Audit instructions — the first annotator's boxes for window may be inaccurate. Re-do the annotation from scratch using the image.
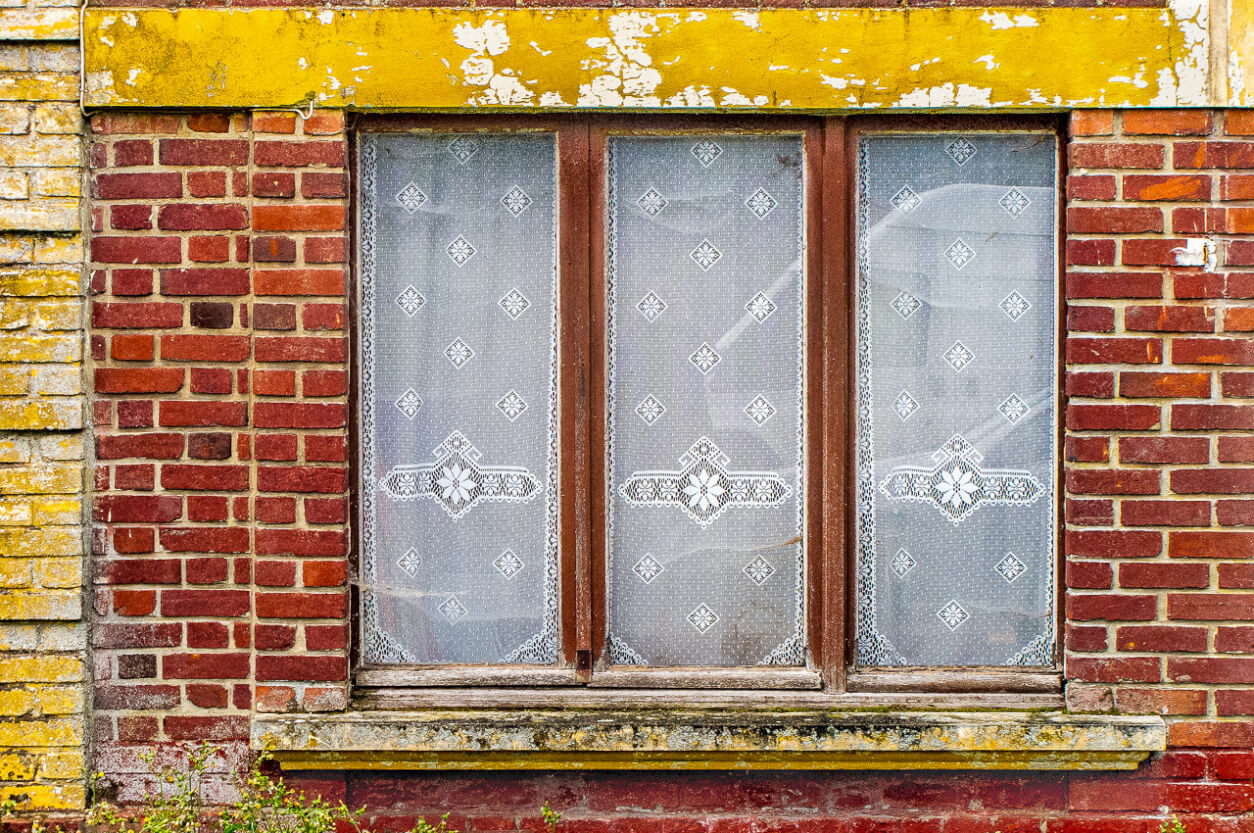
[353,117,1061,693]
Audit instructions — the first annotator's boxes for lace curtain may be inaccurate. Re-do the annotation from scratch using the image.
[358,133,559,665]
[854,133,1058,668]
[605,135,807,667]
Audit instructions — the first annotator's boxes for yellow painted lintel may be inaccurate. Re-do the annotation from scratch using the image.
[85,6,1205,111]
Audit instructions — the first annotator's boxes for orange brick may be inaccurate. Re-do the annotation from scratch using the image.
[1071,110,1114,137]
[1124,110,1213,136]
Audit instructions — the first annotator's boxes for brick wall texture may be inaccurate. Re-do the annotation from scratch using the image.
[0,0,86,819]
[82,108,1254,827]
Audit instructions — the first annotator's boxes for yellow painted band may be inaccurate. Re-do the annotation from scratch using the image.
[84,6,1204,111]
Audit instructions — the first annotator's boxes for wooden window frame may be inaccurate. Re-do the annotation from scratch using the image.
[349,113,1065,701]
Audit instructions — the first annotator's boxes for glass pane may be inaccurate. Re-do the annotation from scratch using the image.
[358,133,559,665]
[605,135,807,668]
[854,132,1058,668]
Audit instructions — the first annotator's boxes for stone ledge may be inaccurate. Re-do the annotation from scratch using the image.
[0,10,79,43]
[254,709,1166,772]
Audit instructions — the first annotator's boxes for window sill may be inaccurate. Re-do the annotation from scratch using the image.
[253,708,1165,772]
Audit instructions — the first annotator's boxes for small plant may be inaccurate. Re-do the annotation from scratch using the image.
[0,743,561,833]
[1160,817,1186,833]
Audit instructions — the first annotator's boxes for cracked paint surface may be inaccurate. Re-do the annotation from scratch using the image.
[83,7,1202,110]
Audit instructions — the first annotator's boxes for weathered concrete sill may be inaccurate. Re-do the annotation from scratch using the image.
[254,710,1166,771]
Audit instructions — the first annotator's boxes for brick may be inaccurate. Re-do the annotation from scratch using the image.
[1169,531,1254,558]
[1174,336,1254,365]
[1124,110,1212,135]
[1224,373,1254,400]
[254,141,344,167]
[160,590,250,618]
[1113,688,1207,715]
[190,301,235,330]
[301,303,344,330]
[188,236,230,263]
[1070,111,1113,136]
[92,301,183,329]
[159,527,250,554]
[185,684,229,709]
[95,684,180,711]
[160,267,250,297]
[111,589,155,616]
[1175,272,1254,298]
[1069,143,1164,169]
[1121,238,1188,266]
[1066,338,1162,365]
[1066,624,1108,653]
[1174,404,1254,430]
[1066,561,1112,589]
[1123,305,1214,332]
[1220,563,1254,588]
[189,365,233,394]
[1118,371,1210,398]
[1216,626,1254,653]
[1122,174,1211,201]
[1115,625,1208,653]
[96,558,181,586]
[1065,469,1159,496]
[158,139,249,166]
[1067,371,1114,398]
[1169,593,1254,620]
[1065,656,1160,683]
[92,623,182,649]
[255,336,345,363]
[94,367,184,394]
[254,268,344,296]
[160,464,249,492]
[93,495,181,524]
[1175,141,1254,169]
[1066,272,1162,299]
[256,591,346,619]
[95,172,182,200]
[1223,308,1254,332]
[254,370,295,397]
[158,401,248,427]
[1172,468,1254,494]
[1216,692,1254,716]
[1066,530,1162,558]
[255,497,296,524]
[255,529,346,557]
[253,205,345,232]
[254,304,296,331]
[160,334,250,362]
[187,432,233,460]
[113,139,153,166]
[301,172,347,199]
[110,269,154,297]
[1066,593,1157,621]
[92,236,182,265]
[305,437,347,463]
[96,433,184,460]
[257,466,346,493]
[1120,500,1210,527]
[1218,499,1254,526]
[188,170,227,198]
[110,334,155,362]
[1067,238,1115,266]
[305,237,344,264]
[157,203,249,232]
[254,402,345,429]
[1067,498,1113,526]
[252,236,297,263]
[187,495,229,522]
[1067,206,1162,234]
[1067,174,1116,201]
[256,655,347,682]
[1169,657,1254,684]
[252,172,296,197]
[1067,306,1115,333]
[256,434,297,460]
[1066,404,1159,431]
[1118,561,1210,588]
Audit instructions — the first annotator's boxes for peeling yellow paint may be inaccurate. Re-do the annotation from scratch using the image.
[84,7,1201,110]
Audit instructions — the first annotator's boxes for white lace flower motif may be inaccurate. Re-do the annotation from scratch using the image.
[683,470,725,513]
[437,463,475,506]
[937,466,978,510]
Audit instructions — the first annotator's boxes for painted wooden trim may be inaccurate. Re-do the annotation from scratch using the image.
[84,5,1208,111]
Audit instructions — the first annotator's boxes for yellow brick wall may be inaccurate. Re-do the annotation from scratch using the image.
[0,0,85,817]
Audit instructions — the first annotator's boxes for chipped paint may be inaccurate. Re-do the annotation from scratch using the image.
[83,7,1204,110]
[1230,0,1254,105]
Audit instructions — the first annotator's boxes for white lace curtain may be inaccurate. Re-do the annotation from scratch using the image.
[359,133,559,665]
[854,133,1059,668]
[605,135,807,667]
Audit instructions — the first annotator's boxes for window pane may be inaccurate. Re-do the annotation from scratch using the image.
[605,135,807,668]
[358,133,559,665]
[854,132,1058,668]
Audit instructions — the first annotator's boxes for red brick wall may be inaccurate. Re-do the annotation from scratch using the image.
[88,111,350,794]
[87,109,1253,824]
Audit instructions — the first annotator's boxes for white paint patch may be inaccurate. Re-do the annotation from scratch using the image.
[539,91,570,106]
[891,82,994,107]
[1109,71,1149,89]
[317,10,334,24]
[973,54,997,71]
[664,84,715,107]
[122,12,138,27]
[768,64,789,72]
[298,57,307,69]
[578,12,671,107]
[1230,51,1249,106]
[732,11,760,30]
[529,40,552,55]
[125,67,140,86]
[453,19,539,106]
[720,87,768,106]
[1155,0,1208,105]
[454,19,511,56]
[979,11,1039,29]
